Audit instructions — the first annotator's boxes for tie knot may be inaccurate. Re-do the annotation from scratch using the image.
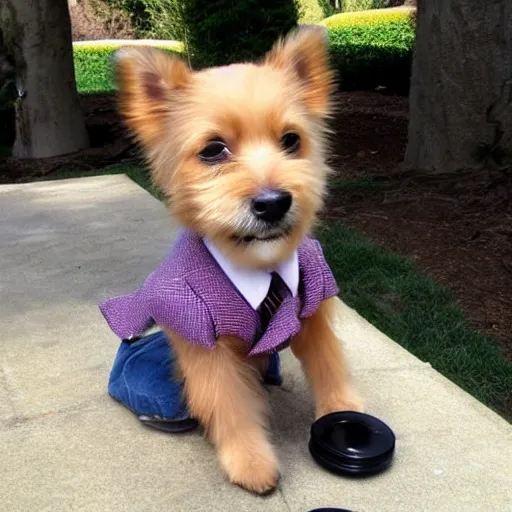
[269,271,288,297]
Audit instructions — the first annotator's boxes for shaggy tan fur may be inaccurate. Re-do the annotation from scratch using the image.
[114,26,363,494]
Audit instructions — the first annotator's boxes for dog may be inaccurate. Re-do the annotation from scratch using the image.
[107,25,363,494]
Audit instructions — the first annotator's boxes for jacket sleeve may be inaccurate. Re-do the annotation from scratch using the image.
[99,277,217,349]
[299,237,340,318]
[312,239,340,300]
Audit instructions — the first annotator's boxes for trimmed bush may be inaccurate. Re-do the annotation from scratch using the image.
[322,7,416,92]
[73,42,183,94]
[341,0,403,11]
[106,1,300,64]
[180,0,300,69]
[323,6,414,27]
[72,7,416,95]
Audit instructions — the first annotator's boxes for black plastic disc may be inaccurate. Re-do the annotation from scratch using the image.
[308,509,353,512]
[309,411,395,477]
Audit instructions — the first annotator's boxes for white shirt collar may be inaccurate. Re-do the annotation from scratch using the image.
[203,239,299,310]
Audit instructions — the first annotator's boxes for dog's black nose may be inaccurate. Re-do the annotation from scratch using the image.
[251,189,292,223]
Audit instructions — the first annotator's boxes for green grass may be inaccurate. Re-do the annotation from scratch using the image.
[73,43,183,94]
[43,161,512,419]
[318,223,512,419]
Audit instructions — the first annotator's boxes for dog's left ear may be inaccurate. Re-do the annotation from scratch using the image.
[264,25,334,117]
[113,46,191,148]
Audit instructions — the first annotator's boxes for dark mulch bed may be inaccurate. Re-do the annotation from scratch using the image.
[1,90,510,358]
[326,92,512,359]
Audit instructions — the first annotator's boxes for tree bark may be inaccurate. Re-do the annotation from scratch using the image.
[405,0,512,173]
[0,0,89,158]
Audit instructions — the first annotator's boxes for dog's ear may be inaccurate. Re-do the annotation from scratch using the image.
[114,47,191,147]
[264,25,334,117]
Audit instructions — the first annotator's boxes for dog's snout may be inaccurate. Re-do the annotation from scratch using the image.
[251,189,292,223]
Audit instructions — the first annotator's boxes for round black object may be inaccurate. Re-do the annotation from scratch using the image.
[308,509,353,512]
[309,411,395,477]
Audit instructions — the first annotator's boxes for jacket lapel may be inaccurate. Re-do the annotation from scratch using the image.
[183,235,260,345]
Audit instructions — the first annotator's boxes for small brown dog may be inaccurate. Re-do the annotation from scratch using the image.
[114,26,363,494]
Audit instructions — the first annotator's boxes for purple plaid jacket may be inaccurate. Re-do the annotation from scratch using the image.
[99,230,339,356]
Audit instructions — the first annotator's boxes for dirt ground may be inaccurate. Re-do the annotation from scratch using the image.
[1,91,511,358]
[326,92,512,359]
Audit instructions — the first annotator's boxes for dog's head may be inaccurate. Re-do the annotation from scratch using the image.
[115,26,335,268]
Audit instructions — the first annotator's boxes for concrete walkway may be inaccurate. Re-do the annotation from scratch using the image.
[1,175,511,512]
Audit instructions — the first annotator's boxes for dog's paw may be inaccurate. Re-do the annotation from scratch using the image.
[316,390,365,419]
[220,438,280,495]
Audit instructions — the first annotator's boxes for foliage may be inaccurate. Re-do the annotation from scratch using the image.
[322,5,414,27]
[73,42,183,94]
[341,0,404,11]
[180,0,300,69]
[322,7,416,91]
[105,0,300,45]
[298,0,333,24]
[104,0,152,36]
[72,6,416,94]
[317,222,512,419]
[139,0,186,40]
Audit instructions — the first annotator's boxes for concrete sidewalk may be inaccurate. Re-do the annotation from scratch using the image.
[1,175,511,512]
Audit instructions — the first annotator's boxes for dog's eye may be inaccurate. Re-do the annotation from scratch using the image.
[198,140,230,164]
[280,132,301,155]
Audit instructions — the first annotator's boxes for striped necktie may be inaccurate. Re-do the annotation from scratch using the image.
[257,272,289,335]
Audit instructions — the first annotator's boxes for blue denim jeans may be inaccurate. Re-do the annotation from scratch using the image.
[108,330,282,423]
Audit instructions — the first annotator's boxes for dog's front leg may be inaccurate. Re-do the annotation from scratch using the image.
[167,331,279,494]
[290,297,364,419]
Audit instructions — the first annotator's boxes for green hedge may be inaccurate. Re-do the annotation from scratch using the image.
[73,43,183,94]
[341,1,405,11]
[107,0,332,39]
[73,6,416,95]
[323,7,414,26]
[322,7,416,92]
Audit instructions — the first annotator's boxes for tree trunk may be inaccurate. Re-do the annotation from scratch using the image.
[0,0,89,158]
[405,0,512,173]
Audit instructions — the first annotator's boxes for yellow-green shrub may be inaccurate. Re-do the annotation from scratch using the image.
[322,6,415,28]
[322,7,416,92]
